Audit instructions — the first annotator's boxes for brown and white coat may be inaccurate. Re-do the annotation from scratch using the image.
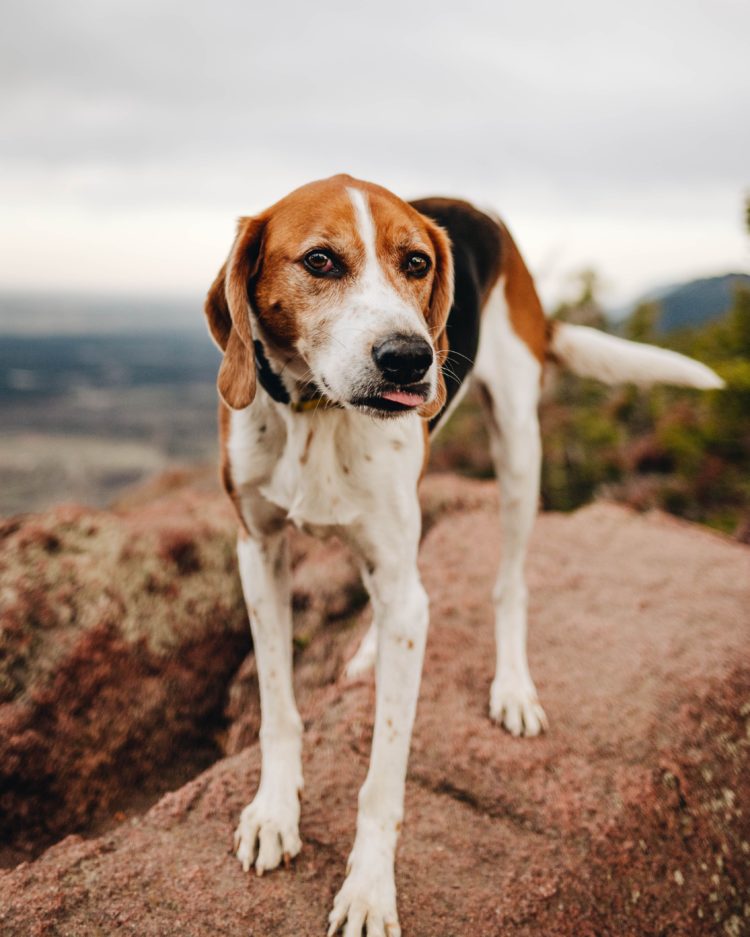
[204,174,722,936]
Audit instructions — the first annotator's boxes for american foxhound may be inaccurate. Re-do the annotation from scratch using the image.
[204,174,722,936]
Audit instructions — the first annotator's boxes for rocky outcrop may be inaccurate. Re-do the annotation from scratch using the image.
[0,478,377,865]
[0,477,748,935]
[0,490,248,863]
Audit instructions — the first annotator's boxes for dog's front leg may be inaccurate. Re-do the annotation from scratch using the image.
[233,527,304,875]
[329,515,427,937]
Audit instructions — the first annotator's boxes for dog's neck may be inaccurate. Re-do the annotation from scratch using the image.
[253,337,338,413]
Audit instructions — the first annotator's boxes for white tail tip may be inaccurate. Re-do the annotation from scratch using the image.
[550,322,725,390]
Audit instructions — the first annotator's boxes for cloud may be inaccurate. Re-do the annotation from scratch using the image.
[1,0,748,303]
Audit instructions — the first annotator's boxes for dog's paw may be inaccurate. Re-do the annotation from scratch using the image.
[233,787,301,876]
[343,625,377,680]
[490,675,548,737]
[327,862,400,937]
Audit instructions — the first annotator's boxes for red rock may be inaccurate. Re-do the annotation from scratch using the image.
[0,490,249,862]
[0,478,748,935]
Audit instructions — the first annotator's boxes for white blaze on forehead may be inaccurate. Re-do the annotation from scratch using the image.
[341,184,434,366]
[347,186,381,276]
[344,187,427,337]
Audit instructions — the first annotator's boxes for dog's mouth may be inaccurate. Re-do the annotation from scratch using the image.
[350,383,430,415]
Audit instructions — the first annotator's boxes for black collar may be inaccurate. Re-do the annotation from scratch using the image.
[254,341,339,413]
[254,340,290,404]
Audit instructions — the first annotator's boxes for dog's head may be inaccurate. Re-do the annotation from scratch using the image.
[205,174,453,419]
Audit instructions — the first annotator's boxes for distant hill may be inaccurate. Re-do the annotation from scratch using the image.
[0,292,223,513]
[0,331,220,403]
[0,290,205,336]
[611,273,750,333]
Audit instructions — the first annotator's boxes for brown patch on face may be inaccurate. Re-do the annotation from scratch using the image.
[499,223,548,364]
[365,187,437,304]
[252,176,367,350]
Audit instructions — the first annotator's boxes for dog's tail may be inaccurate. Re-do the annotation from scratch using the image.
[548,321,725,389]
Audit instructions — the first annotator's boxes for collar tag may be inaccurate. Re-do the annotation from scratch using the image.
[289,396,339,413]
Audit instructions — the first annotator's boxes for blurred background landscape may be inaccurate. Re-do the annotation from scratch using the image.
[2,243,749,537]
[0,292,221,512]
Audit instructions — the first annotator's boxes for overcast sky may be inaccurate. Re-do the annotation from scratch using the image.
[1,0,748,309]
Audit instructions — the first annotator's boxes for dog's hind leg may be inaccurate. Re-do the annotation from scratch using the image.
[473,273,548,737]
[233,520,304,875]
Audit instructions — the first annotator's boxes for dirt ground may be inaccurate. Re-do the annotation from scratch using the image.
[1,475,749,936]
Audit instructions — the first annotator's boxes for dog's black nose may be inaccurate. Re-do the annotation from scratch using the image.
[372,334,433,385]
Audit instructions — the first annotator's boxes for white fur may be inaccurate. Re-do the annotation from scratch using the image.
[551,322,725,389]
[329,503,426,937]
[349,187,379,265]
[233,529,303,875]
[473,278,548,736]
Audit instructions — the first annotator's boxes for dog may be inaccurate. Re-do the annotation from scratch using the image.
[204,174,723,935]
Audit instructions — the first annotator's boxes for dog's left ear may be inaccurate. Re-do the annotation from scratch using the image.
[419,218,454,421]
[204,216,266,410]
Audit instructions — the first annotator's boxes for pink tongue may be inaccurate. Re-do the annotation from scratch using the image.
[381,390,423,407]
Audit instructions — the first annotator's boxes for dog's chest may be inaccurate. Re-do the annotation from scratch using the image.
[229,403,423,534]
[261,416,367,529]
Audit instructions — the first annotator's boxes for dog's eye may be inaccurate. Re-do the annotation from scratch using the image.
[404,253,431,278]
[303,250,339,277]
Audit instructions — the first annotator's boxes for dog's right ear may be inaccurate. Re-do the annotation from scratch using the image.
[417,216,454,421]
[204,216,266,410]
